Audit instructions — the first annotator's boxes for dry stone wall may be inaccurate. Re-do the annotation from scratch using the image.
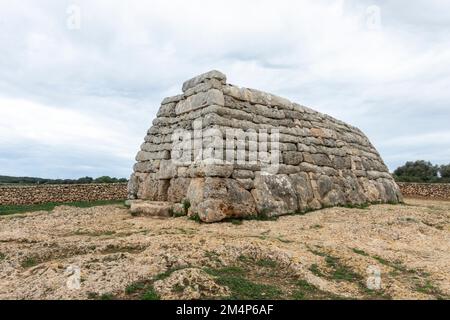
[398,182,450,200]
[0,183,127,206]
[129,70,403,222]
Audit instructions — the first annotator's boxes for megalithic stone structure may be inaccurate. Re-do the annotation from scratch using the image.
[128,70,403,222]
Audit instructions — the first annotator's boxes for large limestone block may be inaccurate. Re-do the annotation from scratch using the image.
[251,174,299,217]
[175,89,225,115]
[186,178,257,223]
[167,178,191,203]
[137,174,169,201]
[290,172,315,211]
[182,70,227,92]
[130,201,173,217]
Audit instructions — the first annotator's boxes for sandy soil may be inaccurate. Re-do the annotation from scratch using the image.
[0,198,449,300]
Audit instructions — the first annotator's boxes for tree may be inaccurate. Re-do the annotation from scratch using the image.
[94,176,117,184]
[76,176,94,184]
[393,160,439,182]
[440,164,450,179]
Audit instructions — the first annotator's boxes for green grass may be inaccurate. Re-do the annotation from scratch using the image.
[309,264,324,277]
[308,249,392,299]
[291,280,334,300]
[100,293,115,300]
[205,266,282,300]
[182,199,191,213]
[21,257,38,268]
[188,212,202,223]
[325,256,362,282]
[87,292,117,300]
[0,252,5,261]
[124,280,160,300]
[0,200,126,216]
[255,258,278,268]
[153,266,190,281]
[125,282,146,295]
[352,248,447,299]
[141,286,160,300]
[352,248,369,256]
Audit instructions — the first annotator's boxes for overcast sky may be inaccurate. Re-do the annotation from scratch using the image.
[0,0,449,179]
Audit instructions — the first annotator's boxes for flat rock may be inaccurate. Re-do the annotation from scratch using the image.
[130,201,173,217]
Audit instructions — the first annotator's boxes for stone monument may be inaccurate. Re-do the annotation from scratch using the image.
[128,71,402,222]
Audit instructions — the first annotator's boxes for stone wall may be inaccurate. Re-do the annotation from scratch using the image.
[0,183,127,206]
[398,182,450,200]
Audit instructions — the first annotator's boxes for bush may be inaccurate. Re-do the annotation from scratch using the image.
[440,164,450,179]
[393,161,450,183]
[394,161,439,183]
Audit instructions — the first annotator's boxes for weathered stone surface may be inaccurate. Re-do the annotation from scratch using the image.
[290,172,314,211]
[187,178,257,223]
[175,89,224,115]
[130,201,173,217]
[251,174,298,217]
[127,174,139,199]
[182,70,227,92]
[167,178,191,203]
[137,174,159,200]
[282,151,303,166]
[129,70,402,222]
[157,160,177,180]
[133,161,160,173]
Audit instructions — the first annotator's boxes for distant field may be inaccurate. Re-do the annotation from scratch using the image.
[0,200,126,216]
[0,175,127,185]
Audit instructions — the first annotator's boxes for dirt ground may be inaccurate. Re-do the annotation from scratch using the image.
[0,198,449,300]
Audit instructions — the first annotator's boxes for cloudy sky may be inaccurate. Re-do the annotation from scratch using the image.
[0,0,449,179]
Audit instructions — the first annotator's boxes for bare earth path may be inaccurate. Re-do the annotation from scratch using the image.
[0,198,449,300]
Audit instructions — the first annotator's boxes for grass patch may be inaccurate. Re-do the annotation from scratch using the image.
[0,252,5,261]
[153,266,190,281]
[141,286,160,300]
[352,248,370,256]
[124,280,160,300]
[309,264,324,277]
[0,200,126,216]
[205,266,282,300]
[182,199,191,213]
[291,280,335,300]
[172,283,185,293]
[414,279,448,299]
[188,212,202,223]
[87,292,116,300]
[352,249,446,299]
[325,256,362,282]
[205,251,222,265]
[308,249,391,299]
[125,282,146,295]
[21,257,38,268]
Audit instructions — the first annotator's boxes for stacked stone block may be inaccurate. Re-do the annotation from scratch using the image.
[128,70,402,222]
